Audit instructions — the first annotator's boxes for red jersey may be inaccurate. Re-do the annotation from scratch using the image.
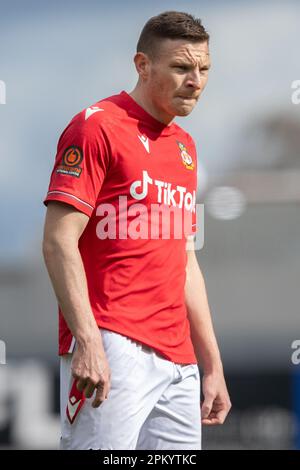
[44,91,198,364]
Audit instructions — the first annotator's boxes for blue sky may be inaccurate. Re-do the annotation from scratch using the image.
[0,0,299,262]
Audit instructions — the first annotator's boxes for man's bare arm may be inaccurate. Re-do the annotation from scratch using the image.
[185,237,231,425]
[42,201,110,407]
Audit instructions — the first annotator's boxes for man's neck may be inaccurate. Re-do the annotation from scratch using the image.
[128,88,174,126]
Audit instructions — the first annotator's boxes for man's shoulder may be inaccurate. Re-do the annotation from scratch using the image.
[172,122,196,148]
[66,91,125,133]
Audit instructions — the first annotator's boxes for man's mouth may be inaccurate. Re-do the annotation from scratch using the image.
[177,95,197,100]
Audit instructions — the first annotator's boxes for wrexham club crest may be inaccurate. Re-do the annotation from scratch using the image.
[177,141,194,170]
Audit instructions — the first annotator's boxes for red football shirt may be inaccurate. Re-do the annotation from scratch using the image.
[44,91,198,364]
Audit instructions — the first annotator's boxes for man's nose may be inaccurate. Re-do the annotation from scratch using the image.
[186,70,202,90]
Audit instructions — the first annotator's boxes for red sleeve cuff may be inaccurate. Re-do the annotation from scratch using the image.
[43,191,94,217]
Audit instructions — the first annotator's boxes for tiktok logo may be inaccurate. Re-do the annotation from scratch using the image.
[130,170,152,200]
[130,170,196,213]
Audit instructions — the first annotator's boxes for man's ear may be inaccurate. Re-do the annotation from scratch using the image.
[133,52,150,80]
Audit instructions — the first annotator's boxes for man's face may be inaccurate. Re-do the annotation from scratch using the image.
[145,39,211,122]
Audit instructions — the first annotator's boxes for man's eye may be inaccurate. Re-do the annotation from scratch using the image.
[174,66,188,71]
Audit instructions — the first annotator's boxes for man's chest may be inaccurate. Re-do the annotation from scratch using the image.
[99,122,197,211]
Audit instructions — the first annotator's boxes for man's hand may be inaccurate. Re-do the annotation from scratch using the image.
[71,332,111,408]
[201,370,231,425]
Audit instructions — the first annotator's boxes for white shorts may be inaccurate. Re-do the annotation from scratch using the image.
[60,329,201,450]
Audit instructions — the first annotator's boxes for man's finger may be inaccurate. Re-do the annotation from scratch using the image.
[92,383,106,408]
[83,381,97,399]
[202,417,221,425]
[214,408,229,424]
[202,406,230,425]
[201,398,213,419]
[76,378,88,393]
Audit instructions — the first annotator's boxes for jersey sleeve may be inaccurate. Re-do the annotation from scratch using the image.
[43,113,110,217]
